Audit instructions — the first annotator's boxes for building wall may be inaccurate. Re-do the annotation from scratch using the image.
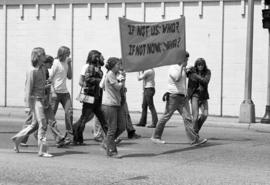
[0,0,268,117]
[0,5,5,106]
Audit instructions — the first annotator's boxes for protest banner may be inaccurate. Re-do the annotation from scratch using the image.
[119,17,186,72]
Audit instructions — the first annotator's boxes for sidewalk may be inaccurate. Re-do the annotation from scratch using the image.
[1,106,270,133]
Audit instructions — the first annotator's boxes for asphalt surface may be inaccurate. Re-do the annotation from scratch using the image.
[0,107,270,185]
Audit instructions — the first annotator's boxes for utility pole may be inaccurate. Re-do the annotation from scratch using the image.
[261,1,270,124]
[239,0,255,123]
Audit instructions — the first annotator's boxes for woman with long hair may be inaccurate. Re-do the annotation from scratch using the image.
[187,58,211,134]
[12,47,53,157]
[73,50,107,145]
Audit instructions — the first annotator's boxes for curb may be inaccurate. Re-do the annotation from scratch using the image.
[1,107,270,132]
[0,107,77,120]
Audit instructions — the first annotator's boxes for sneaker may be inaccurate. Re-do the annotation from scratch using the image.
[56,142,65,148]
[129,133,141,139]
[135,123,146,127]
[107,151,121,159]
[94,137,103,142]
[115,138,122,145]
[192,138,208,147]
[109,153,122,159]
[150,137,166,144]
[38,153,53,158]
[20,143,28,147]
[64,139,72,146]
[128,131,141,139]
[56,137,66,148]
[78,142,86,145]
[101,142,107,151]
[147,124,156,128]
[13,147,19,153]
[11,137,20,153]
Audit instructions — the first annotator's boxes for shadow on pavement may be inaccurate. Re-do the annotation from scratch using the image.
[13,151,37,154]
[208,137,252,142]
[52,150,89,157]
[254,130,270,134]
[20,144,37,147]
[0,131,18,134]
[165,142,189,145]
[69,143,94,147]
[117,142,137,147]
[120,142,223,158]
[160,142,222,155]
[126,176,149,181]
[120,153,156,158]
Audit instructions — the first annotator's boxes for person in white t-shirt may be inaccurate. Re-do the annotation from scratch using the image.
[136,69,158,128]
[49,46,73,145]
[151,51,208,147]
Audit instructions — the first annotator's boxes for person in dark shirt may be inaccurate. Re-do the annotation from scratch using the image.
[186,58,211,134]
[73,50,108,145]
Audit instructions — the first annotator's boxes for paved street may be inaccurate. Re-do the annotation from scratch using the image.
[0,107,270,185]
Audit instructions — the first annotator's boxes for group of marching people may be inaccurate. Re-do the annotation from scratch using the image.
[11,46,211,158]
[11,46,73,157]
[72,50,141,158]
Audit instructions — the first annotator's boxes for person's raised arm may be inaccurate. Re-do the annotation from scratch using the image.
[108,73,124,91]
[99,73,106,89]
[85,65,102,86]
[169,65,184,82]
[79,75,85,87]
[137,70,150,81]
[67,58,72,80]
[137,71,143,81]
[193,70,211,85]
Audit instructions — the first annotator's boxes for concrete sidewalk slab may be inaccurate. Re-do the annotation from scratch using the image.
[1,106,270,133]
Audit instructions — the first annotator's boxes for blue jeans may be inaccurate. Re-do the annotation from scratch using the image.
[102,105,125,155]
[138,88,158,125]
[93,101,135,140]
[51,93,73,140]
[191,96,208,133]
[20,105,64,144]
[73,101,107,143]
[153,94,199,144]
[122,101,135,133]
[21,111,36,144]
[33,99,49,154]
[93,116,106,140]
[13,99,49,154]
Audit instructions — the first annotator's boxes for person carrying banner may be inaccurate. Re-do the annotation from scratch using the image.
[186,58,211,134]
[151,52,208,146]
[135,69,158,128]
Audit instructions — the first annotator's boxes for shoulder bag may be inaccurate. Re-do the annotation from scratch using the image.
[76,87,94,104]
